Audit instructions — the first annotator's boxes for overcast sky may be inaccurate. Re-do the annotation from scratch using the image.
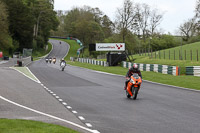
[54,0,197,34]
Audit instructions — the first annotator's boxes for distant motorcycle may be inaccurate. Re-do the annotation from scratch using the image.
[45,58,48,63]
[52,57,56,64]
[49,58,52,63]
[60,61,66,71]
[126,73,142,100]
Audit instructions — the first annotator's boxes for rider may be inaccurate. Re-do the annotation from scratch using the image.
[60,58,66,66]
[124,63,142,90]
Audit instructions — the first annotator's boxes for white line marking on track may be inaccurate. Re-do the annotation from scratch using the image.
[67,106,72,109]
[26,67,41,83]
[58,99,63,102]
[53,94,56,96]
[0,95,98,133]
[78,116,85,120]
[62,102,67,105]
[72,111,77,114]
[86,123,92,127]
[55,96,59,99]
[10,67,41,84]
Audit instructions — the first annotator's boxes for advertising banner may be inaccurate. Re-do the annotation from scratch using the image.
[96,43,125,51]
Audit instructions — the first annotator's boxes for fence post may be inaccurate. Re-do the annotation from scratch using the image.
[179,50,180,60]
[159,50,160,59]
[145,48,146,56]
[169,50,170,60]
[151,48,153,59]
[191,50,192,61]
[174,50,175,60]
[197,49,199,61]
[164,51,165,59]
[185,50,186,60]
[155,51,156,59]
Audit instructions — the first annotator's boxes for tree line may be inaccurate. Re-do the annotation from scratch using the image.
[52,0,200,55]
[0,0,58,55]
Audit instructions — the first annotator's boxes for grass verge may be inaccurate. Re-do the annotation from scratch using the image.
[0,119,79,133]
[67,61,200,90]
[32,42,52,61]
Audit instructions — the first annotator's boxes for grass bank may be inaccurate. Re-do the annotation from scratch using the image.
[32,42,52,61]
[0,119,79,133]
[67,61,200,90]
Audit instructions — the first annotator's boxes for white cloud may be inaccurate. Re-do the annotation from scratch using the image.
[54,0,197,34]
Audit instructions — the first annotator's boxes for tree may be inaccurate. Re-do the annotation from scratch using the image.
[0,0,13,52]
[2,0,35,51]
[101,15,114,38]
[135,3,150,42]
[116,0,136,43]
[149,9,163,36]
[63,6,109,46]
[179,18,197,41]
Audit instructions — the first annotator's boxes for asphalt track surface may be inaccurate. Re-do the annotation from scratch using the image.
[28,40,200,133]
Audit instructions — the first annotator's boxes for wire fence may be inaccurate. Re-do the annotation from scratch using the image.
[137,48,200,61]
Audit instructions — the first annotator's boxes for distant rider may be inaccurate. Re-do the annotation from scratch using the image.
[124,63,142,90]
[60,58,66,66]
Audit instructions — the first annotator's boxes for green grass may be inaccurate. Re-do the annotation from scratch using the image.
[141,41,200,61]
[67,61,200,90]
[130,55,200,74]
[32,43,52,61]
[0,119,79,133]
[12,67,39,82]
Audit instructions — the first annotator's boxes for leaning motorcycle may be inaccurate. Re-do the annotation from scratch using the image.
[60,62,66,71]
[126,73,142,100]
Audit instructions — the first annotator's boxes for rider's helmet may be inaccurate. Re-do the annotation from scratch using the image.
[133,63,138,69]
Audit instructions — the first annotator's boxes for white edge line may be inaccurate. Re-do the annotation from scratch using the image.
[26,67,41,83]
[10,67,40,84]
[0,95,98,133]
[69,65,200,92]
[63,42,70,59]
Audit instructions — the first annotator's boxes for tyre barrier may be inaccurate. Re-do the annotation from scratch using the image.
[122,61,180,76]
[70,57,108,67]
[186,66,200,77]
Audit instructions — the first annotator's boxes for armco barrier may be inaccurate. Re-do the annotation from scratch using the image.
[16,56,32,67]
[122,61,179,76]
[186,66,200,77]
[73,57,108,67]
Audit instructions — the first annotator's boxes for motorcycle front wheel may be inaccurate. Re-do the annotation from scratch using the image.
[126,90,131,98]
[132,86,139,100]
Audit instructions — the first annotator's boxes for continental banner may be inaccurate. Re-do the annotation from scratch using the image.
[96,43,125,51]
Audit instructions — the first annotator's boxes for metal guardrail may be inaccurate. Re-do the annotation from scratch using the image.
[16,56,32,67]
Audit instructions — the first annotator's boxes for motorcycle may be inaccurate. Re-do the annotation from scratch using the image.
[126,73,142,100]
[49,58,52,63]
[60,61,66,71]
[45,58,48,63]
[52,57,56,64]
